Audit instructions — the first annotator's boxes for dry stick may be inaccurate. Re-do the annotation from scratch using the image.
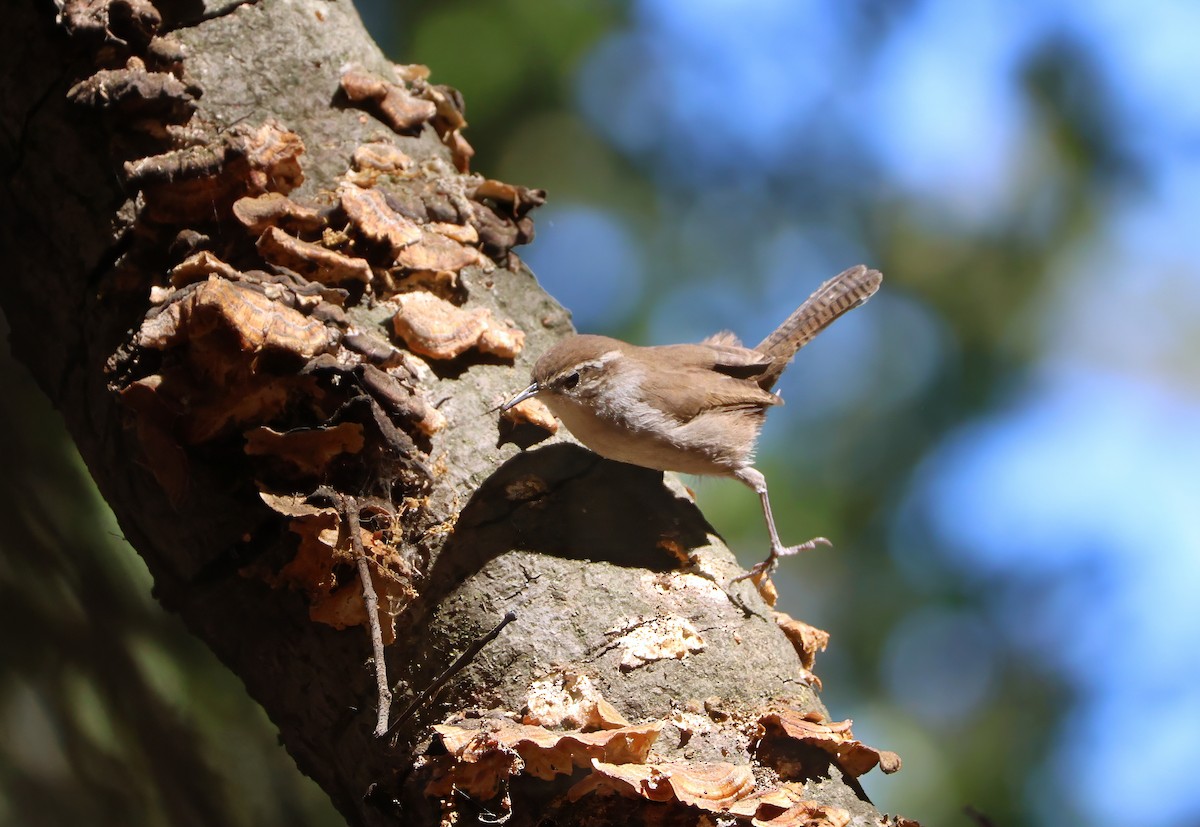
[388,610,518,744]
[343,495,393,738]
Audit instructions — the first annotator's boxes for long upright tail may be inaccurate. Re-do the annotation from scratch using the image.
[754,264,883,390]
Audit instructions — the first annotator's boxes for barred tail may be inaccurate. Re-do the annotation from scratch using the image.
[754,264,883,390]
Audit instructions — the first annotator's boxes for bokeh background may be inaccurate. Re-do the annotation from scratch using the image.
[3,1,1198,825]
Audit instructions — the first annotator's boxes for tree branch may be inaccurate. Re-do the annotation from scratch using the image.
[0,1,908,825]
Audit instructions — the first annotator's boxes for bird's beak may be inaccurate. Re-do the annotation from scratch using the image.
[499,382,540,412]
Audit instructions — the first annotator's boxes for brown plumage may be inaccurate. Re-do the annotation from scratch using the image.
[501,264,883,583]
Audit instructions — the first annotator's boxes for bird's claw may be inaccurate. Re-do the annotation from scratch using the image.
[728,536,831,586]
[783,536,831,556]
[729,560,770,585]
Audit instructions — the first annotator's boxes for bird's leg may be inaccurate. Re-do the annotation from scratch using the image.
[729,466,830,583]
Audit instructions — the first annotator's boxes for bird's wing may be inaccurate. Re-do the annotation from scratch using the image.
[636,356,781,424]
[653,342,775,380]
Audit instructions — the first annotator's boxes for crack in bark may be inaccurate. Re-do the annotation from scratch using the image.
[2,67,67,178]
[387,609,518,745]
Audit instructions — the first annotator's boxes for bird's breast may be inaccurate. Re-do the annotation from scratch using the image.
[543,392,754,476]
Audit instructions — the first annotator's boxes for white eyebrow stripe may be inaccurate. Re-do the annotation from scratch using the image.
[573,351,622,373]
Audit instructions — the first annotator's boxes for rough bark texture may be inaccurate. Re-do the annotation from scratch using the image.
[0,1,906,825]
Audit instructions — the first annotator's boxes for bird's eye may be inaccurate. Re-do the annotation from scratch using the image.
[561,371,580,390]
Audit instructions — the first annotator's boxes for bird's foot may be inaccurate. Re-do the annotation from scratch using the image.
[729,536,831,585]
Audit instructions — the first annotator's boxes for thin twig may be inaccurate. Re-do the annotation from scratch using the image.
[388,610,518,742]
[343,495,392,738]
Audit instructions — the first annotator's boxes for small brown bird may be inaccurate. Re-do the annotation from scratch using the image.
[501,265,882,582]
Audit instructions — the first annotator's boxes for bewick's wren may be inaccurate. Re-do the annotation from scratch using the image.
[501,265,882,582]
